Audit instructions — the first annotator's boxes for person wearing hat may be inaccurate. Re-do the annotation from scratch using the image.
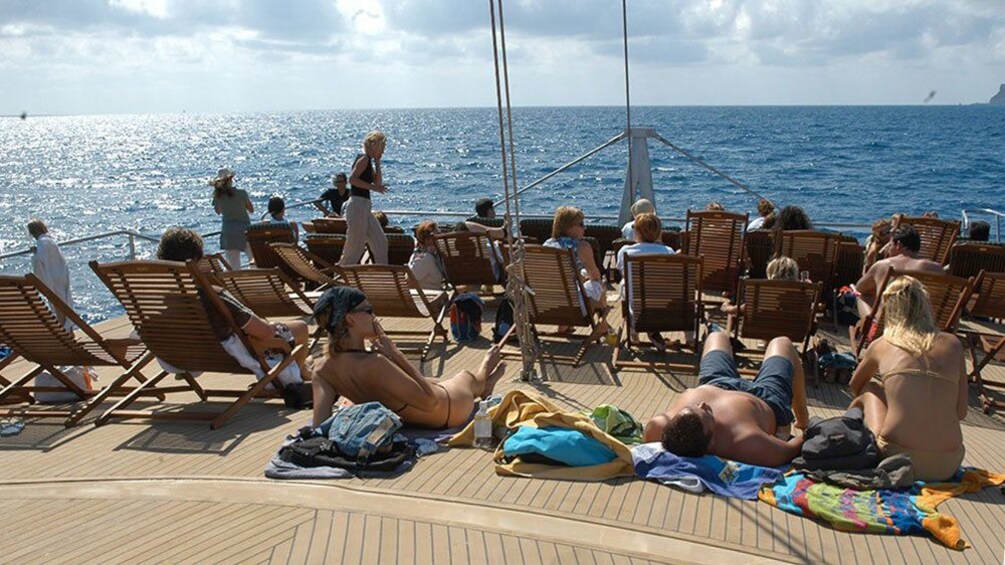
[474,198,496,220]
[340,130,390,266]
[310,287,507,429]
[319,172,350,216]
[210,167,253,269]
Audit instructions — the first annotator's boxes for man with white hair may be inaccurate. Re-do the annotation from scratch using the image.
[621,198,655,240]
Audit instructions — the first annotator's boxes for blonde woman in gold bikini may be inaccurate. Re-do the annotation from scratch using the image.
[848,276,967,481]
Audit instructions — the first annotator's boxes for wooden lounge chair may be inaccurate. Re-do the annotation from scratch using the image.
[433,232,502,296]
[339,265,448,362]
[518,218,554,246]
[269,242,342,289]
[246,223,300,281]
[196,253,232,285]
[731,279,822,381]
[304,234,347,267]
[613,254,704,372]
[90,259,304,428]
[958,271,1005,413]
[515,245,608,367]
[775,230,842,301]
[948,242,1005,292]
[584,224,623,273]
[0,274,157,426]
[378,233,416,266]
[217,268,315,319]
[744,230,773,280]
[891,215,960,265]
[312,217,348,235]
[684,210,747,298]
[833,240,865,289]
[850,269,975,358]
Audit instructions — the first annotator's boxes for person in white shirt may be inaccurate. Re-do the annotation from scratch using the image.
[621,198,655,241]
[617,212,675,350]
[27,219,73,329]
[408,220,446,291]
[746,199,775,231]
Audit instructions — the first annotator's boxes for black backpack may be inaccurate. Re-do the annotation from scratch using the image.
[279,436,415,473]
[793,406,880,471]
[492,297,515,343]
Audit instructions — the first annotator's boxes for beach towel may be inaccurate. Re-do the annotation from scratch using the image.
[587,404,644,445]
[449,390,635,481]
[632,443,785,500]
[758,468,1005,549]
[503,426,617,467]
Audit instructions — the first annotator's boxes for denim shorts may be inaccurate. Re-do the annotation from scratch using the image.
[698,350,794,427]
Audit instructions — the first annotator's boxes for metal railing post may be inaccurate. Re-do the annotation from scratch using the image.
[128,233,136,260]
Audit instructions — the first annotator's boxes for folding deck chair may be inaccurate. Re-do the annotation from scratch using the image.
[216,268,314,319]
[90,259,305,428]
[891,215,960,265]
[833,240,865,289]
[246,223,300,281]
[433,232,502,297]
[511,245,608,367]
[0,274,157,426]
[339,265,448,362]
[518,219,554,246]
[312,217,348,235]
[775,230,842,304]
[381,233,417,266]
[684,210,747,298]
[957,271,1005,414]
[744,230,774,280]
[270,242,342,290]
[612,254,704,372]
[948,242,1005,290]
[731,279,822,381]
[304,234,347,267]
[850,269,975,358]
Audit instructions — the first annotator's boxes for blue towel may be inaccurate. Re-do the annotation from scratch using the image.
[503,426,617,467]
[632,443,785,500]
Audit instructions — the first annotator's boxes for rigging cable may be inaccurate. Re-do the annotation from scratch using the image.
[621,0,633,203]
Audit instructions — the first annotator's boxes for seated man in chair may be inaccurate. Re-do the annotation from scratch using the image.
[643,332,810,467]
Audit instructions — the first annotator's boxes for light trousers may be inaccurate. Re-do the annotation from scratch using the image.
[340,196,388,265]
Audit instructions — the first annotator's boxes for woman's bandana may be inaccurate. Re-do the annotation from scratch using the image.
[312,286,366,333]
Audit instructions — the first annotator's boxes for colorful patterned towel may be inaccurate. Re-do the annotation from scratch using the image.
[758,468,1005,549]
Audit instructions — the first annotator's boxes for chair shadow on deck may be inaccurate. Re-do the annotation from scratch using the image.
[111,402,297,456]
[0,414,100,452]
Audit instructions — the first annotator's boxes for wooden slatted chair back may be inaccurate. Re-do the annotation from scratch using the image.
[305,234,347,266]
[949,243,1005,291]
[433,232,498,287]
[301,221,316,234]
[745,230,773,280]
[624,254,704,334]
[217,268,312,319]
[270,243,340,287]
[340,265,435,319]
[584,224,623,266]
[738,279,821,343]
[661,230,682,251]
[0,275,122,367]
[969,271,1005,319]
[869,269,974,345]
[685,210,748,295]
[383,233,416,266]
[520,245,592,328]
[312,217,348,234]
[894,216,960,264]
[834,241,865,289]
[90,260,257,375]
[195,253,230,285]
[519,219,554,246]
[246,223,299,280]
[776,230,842,296]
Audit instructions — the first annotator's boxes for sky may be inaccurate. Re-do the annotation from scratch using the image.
[1,0,1003,114]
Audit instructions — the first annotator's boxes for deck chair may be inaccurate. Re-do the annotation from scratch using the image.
[851,269,975,358]
[891,216,960,264]
[584,224,623,270]
[305,234,347,267]
[339,265,448,361]
[301,221,317,234]
[433,232,502,296]
[90,259,304,428]
[519,218,554,246]
[732,279,821,381]
[217,268,314,319]
[246,223,300,281]
[684,210,747,298]
[270,242,342,289]
[745,230,774,280]
[378,233,416,266]
[661,230,683,252]
[196,253,232,285]
[948,242,1005,292]
[958,271,1005,413]
[516,245,607,367]
[312,217,348,235]
[833,241,865,289]
[0,274,157,426]
[775,230,842,302]
[613,254,704,372]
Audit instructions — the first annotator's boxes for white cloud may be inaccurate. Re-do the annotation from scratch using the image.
[109,0,170,19]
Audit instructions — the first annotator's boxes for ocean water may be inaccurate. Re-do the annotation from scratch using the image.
[1,105,1003,322]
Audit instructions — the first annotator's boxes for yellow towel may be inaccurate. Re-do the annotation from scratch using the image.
[449,390,635,481]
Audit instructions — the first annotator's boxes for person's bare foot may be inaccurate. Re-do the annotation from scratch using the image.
[482,362,508,397]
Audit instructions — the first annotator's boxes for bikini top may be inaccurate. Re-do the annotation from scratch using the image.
[877,367,957,383]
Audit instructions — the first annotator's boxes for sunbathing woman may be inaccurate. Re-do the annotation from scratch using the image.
[311,287,507,429]
[848,276,967,481]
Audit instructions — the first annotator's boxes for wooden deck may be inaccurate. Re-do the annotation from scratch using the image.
[2,300,1004,564]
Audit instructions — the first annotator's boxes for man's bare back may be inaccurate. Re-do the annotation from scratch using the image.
[855,224,944,316]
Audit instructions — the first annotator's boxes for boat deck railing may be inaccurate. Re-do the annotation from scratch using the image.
[961,208,1004,242]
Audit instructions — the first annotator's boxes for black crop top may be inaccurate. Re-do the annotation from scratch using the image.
[350,153,374,199]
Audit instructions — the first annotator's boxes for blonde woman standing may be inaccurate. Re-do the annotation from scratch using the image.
[848,276,967,481]
[340,130,389,265]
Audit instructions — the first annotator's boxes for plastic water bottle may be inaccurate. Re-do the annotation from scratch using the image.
[473,400,493,450]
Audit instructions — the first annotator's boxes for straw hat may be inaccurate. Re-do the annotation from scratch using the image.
[208,167,236,186]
